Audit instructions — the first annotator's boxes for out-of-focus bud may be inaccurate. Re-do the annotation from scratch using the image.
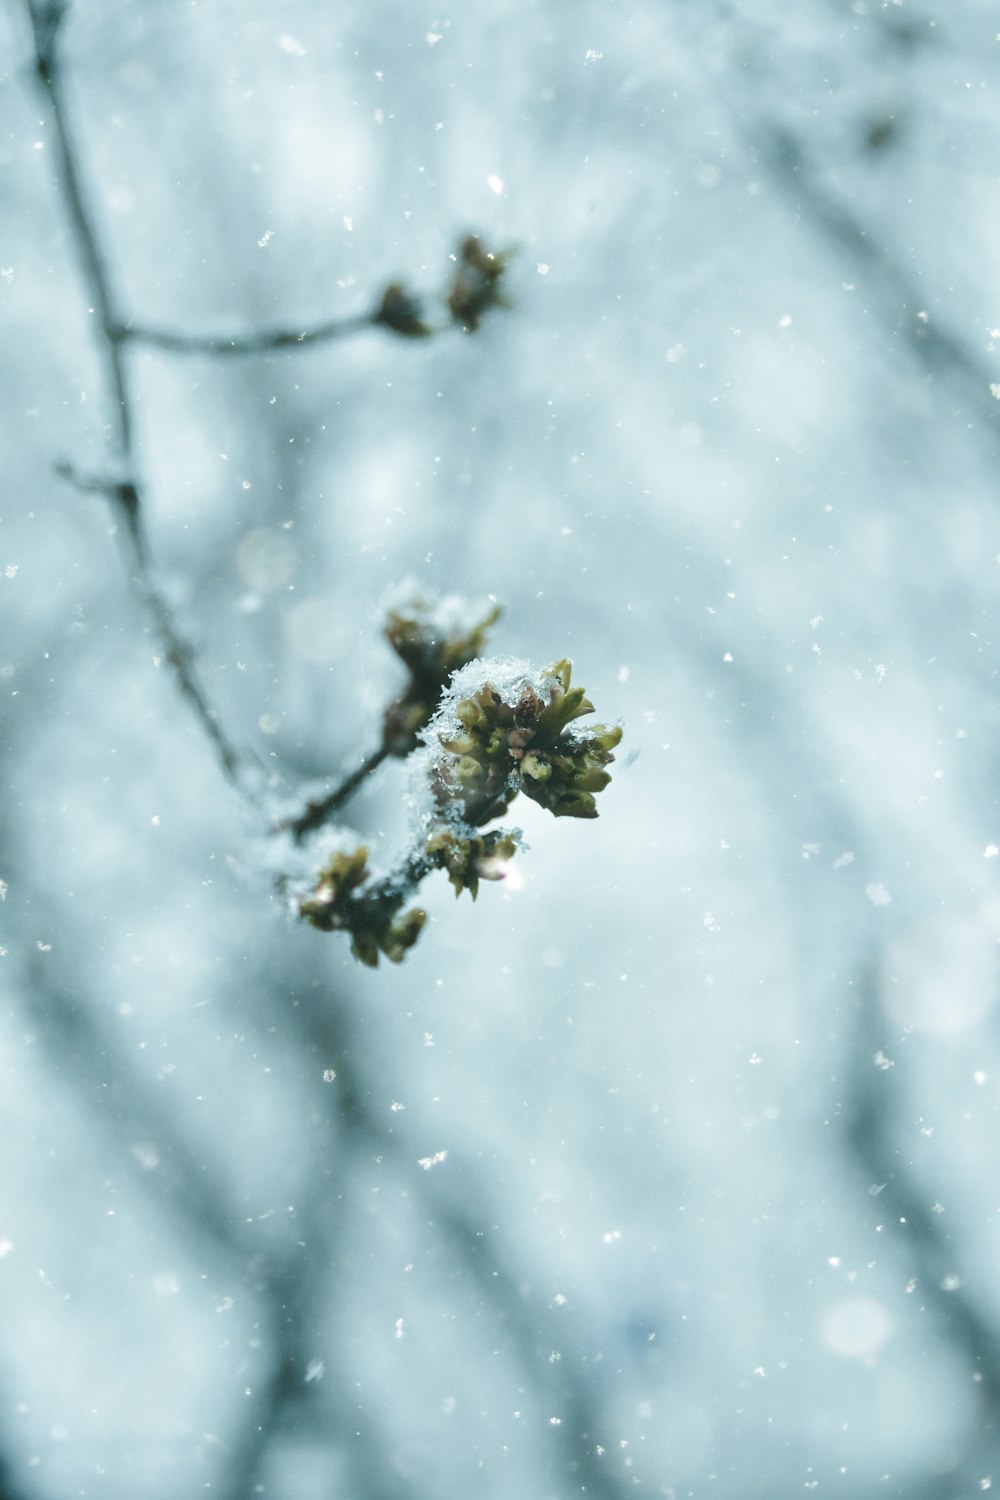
[373,282,433,338]
[298,847,371,930]
[446,235,513,332]
[380,908,428,963]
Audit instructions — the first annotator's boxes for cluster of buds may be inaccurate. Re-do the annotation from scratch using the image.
[298,846,426,968]
[429,659,622,825]
[425,827,519,900]
[294,641,620,966]
[382,598,501,756]
[517,662,622,819]
[372,234,513,341]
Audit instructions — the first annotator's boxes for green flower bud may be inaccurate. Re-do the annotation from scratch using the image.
[590,724,624,756]
[572,764,613,793]
[485,728,509,759]
[520,751,551,783]
[455,754,485,786]
[440,729,478,757]
[535,661,594,737]
[455,698,488,731]
[550,789,598,819]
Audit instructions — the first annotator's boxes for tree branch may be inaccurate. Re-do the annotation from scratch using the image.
[117,312,376,357]
[114,241,511,357]
[26,0,261,796]
[281,743,393,843]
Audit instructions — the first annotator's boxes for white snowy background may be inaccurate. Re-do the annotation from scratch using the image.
[3,0,1000,1496]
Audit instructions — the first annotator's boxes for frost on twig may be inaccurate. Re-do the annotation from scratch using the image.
[297,655,621,965]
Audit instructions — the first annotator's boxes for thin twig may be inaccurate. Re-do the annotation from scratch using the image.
[29,3,132,454]
[115,259,480,357]
[26,0,260,796]
[282,743,393,842]
[117,313,376,357]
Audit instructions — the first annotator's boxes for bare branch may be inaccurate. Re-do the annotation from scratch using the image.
[27,2,131,453]
[25,0,261,797]
[280,743,393,843]
[54,465,260,791]
[116,312,376,357]
[111,240,512,359]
